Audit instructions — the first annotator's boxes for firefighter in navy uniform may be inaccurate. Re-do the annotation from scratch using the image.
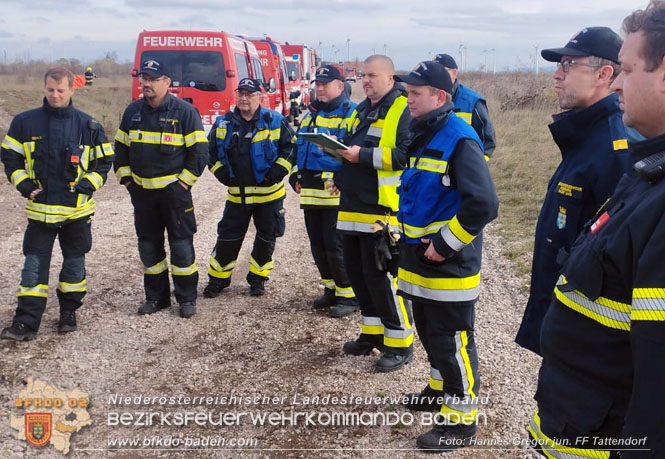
[433,54,496,159]
[0,67,114,341]
[335,55,414,372]
[84,67,96,86]
[393,62,498,451]
[289,65,358,317]
[516,27,632,355]
[203,78,295,297]
[529,3,665,457]
[114,60,207,319]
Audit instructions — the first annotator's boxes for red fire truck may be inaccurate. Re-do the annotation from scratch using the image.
[132,30,269,132]
[281,44,319,107]
[249,37,290,117]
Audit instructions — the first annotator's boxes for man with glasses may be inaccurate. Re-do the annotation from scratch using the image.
[114,59,208,318]
[516,27,632,355]
[203,78,295,297]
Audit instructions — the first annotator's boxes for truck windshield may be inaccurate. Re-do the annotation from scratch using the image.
[286,62,300,80]
[141,50,226,91]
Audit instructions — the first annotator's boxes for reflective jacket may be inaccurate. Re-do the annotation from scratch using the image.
[209,106,295,205]
[396,106,498,304]
[516,94,631,355]
[452,81,496,159]
[1,98,114,225]
[530,134,665,458]
[291,95,357,208]
[114,92,208,190]
[336,84,411,233]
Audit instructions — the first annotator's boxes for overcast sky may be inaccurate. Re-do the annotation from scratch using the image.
[0,0,648,71]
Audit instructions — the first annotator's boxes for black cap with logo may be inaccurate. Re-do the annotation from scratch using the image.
[314,65,343,83]
[434,53,458,70]
[394,61,453,93]
[541,26,623,64]
[236,78,262,93]
[139,59,168,79]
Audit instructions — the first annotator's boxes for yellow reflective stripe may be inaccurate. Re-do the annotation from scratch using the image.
[416,157,448,174]
[613,139,628,151]
[18,284,48,298]
[336,212,398,233]
[429,368,443,391]
[132,173,178,189]
[228,182,283,195]
[210,161,223,174]
[249,257,274,277]
[554,280,631,331]
[321,278,335,289]
[57,279,86,293]
[439,400,477,424]
[448,215,475,244]
[321,171,334,180]
[290,164,299,174]
[401,220,449,239]
[208,259,235,279]
[361,316,384,335]
[632,288,665,321]
[228,184,285,204]
[384,330,414,348]
[95,143,114,158]
[315,117,343,128]
[528,409,610,459]
[335,285,355,298]
[115,166,132,181]
[25,198,96,223]
[276,157,291,171]
[216,127,227,139]
[252,128,280,143]
[143,258,168,275]
[457,112,472,124]
[458,331,476,398]
[172,261,198,276]
[129,130,187,145]
[82,172,104,190]
[10,169,29,187]
[178,169,198,187]
[399,268,480,290]
[2,135,25,154]
[184,130,207,147]
[114,129,131,146]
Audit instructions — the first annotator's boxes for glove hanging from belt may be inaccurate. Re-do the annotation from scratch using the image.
[372,218,400,276]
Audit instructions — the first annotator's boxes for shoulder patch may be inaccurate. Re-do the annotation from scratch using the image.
[613,139,628,151]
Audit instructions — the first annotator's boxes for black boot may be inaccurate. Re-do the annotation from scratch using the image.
[404,385,444,411]
[203,278,230,298]
[375,349,413,372]
[416,423,477,452]
[179,302,196,318]
[0,322,37,341]
[328,297,359,318]
[58,310,77,333]
[342,336,383,356]
[247,274,266,296]
[138,299,171,315]
[312,288,336,309]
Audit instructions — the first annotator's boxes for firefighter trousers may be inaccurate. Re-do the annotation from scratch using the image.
[342,233,413,355]
[208,199,285,284]
[13,218,92,331]
[129,183,198,304]
[412,299,479,425]
[303,208,354,301]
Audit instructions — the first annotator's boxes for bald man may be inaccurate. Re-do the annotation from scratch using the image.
[335,55,413,372]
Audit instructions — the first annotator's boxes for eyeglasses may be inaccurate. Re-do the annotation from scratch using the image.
[557,59,602,73]
[139,75,168,83]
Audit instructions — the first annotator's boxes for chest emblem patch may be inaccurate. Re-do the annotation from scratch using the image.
[556,206,567,229]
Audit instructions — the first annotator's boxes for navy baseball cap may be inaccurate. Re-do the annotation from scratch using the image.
[541,26,623,64]
[315,65,343,83]
[236,78,262,93]
[434,53,458,69]
[139,59,168,79]
[394,61,453,93]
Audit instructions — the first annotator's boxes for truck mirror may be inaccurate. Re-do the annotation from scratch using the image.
[289,71,296,81]
[131,69,139,77]
[269,78,276,92]
[305,72,310,80]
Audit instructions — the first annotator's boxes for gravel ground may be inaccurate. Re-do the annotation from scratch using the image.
[0,167,542,458]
